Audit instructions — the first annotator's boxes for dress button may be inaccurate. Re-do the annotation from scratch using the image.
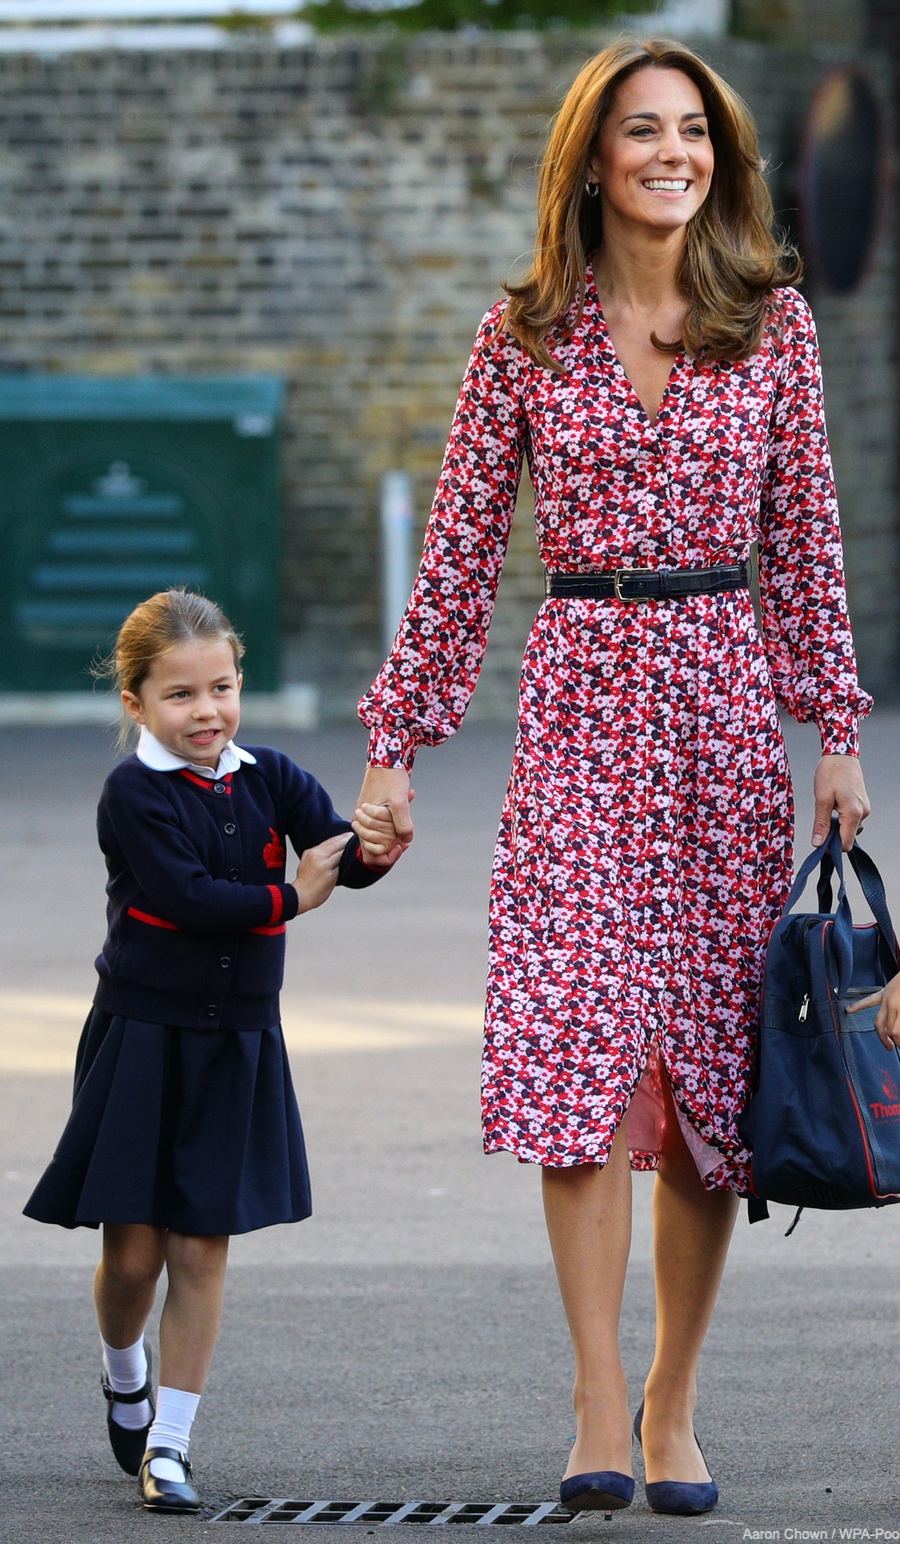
[227,868,239,881]
[213,782,226,795]
[224,822,236,836]
[207,1005,218,1017]
[220,957,231,969]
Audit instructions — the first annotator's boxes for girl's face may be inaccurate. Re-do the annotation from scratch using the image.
[588,66,714,237]
[122,637,242,767]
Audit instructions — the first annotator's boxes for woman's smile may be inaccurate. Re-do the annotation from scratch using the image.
[642,178,690,193]
[588,66,715,235]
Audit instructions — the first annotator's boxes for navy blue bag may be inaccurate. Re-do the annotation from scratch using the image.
[739,817,900,1225]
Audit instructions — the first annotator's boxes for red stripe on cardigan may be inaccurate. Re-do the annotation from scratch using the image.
[127,906,180,931]
[178,769,233,794]
[267,885,284,926]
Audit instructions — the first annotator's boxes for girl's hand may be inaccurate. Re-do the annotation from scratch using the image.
[847,974,900,1052]
[352,767,415,868]
[293,833,353,914]
[811,754,871,852]
[353,801,403,858]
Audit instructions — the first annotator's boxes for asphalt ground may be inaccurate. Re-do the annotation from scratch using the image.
[2,715,900,1544]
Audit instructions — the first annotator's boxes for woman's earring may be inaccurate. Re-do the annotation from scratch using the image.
[584,181,600,198]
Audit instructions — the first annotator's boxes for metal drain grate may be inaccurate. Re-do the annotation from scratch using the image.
[211,1500,576,1526]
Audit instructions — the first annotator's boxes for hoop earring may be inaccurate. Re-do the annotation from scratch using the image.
[584,181,600,198]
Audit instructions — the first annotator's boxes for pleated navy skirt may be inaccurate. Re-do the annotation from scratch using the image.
[23,1007,312,1235]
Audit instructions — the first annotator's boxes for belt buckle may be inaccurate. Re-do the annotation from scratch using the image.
[613,567,654,603]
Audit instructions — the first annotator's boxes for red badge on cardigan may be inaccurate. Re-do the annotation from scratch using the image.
[262,828,286,869]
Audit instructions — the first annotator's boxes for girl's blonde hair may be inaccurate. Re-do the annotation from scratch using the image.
[96,589,244,743]
[502,37,801,369]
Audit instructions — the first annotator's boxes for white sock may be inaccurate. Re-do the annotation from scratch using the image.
[147,1386,201,1481]
[101,1335,152,1431]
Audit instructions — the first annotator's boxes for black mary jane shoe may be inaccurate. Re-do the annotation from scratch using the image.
[139,1447,202,1513]
[100,1343,155,1477]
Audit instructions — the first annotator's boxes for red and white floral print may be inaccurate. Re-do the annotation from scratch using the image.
[359,269,872,1189]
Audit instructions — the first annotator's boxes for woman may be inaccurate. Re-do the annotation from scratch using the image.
[353,38,872,1517]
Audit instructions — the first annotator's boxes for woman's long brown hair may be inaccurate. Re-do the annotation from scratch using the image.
[502,38,800,369]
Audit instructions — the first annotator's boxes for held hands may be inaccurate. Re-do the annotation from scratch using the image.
[352,767,415,868]
[847,974,900,1052]
[292,833,353,914]
[811,754,871,852]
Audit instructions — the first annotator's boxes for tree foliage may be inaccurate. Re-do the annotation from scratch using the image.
[303,0,653,33]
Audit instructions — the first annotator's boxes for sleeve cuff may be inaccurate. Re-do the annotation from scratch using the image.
[336,834,392,888]
[366,724,419,771]
[819,719,861,757]
[269,883,300,925]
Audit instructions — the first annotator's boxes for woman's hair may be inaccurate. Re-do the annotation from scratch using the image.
[96,588,244,743]
[502,37,801,369]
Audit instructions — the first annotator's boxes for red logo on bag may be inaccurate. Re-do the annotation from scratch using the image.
[870,1100,900,1122]
[263,828,286,869]
[881,1071,899,1103]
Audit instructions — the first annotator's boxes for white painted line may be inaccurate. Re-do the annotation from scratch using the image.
[0,992,484,1073]
[0,0,298,20]
[0,20,313,50]
[0,685,319,729]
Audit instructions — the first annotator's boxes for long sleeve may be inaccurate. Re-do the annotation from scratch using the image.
[359,302,527,768]
[100,773,300,933]
[271,752,387,890]
[757,290,872,754]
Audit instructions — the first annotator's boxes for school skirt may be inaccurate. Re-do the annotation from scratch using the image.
[23,1007,312,1235]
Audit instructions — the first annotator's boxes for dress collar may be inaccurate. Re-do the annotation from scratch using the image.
[136,726,257,779]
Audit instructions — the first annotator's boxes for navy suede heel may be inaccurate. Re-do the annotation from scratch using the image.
[559,1470,634,1518]
[633,1401,718,1516]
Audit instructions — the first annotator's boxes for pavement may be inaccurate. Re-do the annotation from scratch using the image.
[2,715,900,1544]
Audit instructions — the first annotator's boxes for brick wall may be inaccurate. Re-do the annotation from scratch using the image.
[0,32,895,717]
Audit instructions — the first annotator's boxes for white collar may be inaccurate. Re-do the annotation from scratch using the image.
[136,725,257,779]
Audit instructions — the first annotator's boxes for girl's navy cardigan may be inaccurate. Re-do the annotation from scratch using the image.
[93,747,384,1031]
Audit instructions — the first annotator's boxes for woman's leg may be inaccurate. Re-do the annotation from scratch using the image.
[640,1073,738,1483]
[542,1121,634,1478]
[94,1223,167,1346]
[158,1233,230,1393]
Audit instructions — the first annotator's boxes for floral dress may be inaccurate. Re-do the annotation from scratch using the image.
[359,269,872,1191]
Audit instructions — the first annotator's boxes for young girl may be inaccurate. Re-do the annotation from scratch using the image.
[24,588,403,1514]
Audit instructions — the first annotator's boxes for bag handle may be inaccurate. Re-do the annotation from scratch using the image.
[786,817,899,994]
[783,814,846,915]
[817,843,899,967]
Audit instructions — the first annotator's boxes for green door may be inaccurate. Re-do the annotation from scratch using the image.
[0,376,284,693]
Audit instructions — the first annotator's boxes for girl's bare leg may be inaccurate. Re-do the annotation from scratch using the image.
[542,1122,634,1479]
[640,1072,738,1484]
[94,1223,167,1347]
[158,1233,230,1394]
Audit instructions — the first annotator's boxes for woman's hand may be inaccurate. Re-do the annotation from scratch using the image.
[846,974,900,1051]
[352,767,415,867]
[811,754,871,852]
[292,833,353,914]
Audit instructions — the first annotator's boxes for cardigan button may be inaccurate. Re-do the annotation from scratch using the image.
[213,782,226,794]
[223,822,236,835]
[220,957,231,969]
[227,868,239,880]
[207,1005,218,1017]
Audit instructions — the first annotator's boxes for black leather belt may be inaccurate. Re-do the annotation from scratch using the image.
[544,562,750,603]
